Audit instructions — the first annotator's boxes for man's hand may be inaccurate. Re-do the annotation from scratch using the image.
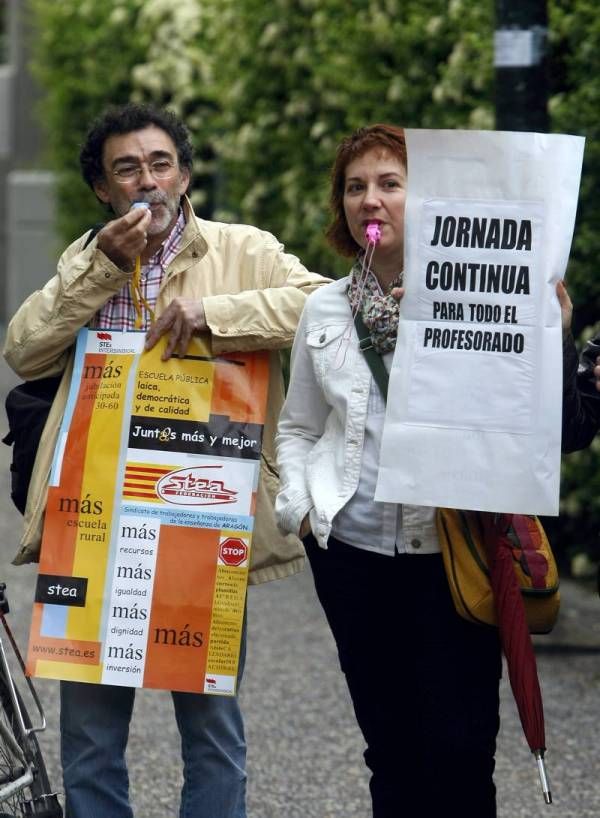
[556,279,573,338]
[145,297,209,360]
[96,207,151,271]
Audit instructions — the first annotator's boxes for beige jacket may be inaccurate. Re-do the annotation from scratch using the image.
[3,198,329,582]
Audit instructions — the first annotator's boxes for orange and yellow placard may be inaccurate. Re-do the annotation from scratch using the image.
[27,329,269,695]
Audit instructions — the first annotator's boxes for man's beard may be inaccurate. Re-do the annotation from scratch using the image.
[130,191,180,235]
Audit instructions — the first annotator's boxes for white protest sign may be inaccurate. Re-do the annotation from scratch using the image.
[375,129,585,515]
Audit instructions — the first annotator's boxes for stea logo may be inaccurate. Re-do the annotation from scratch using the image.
[35,574,88,607]
[96,331,113,350]
[156,467,238,506]
[204,673,236,695]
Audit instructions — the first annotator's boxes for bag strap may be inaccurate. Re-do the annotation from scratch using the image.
[85,223,104,247]
[353,312,389,402]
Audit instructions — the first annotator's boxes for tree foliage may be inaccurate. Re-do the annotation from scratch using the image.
[29,0,494,265]
[28,0,215,238]
[211,0,493,274]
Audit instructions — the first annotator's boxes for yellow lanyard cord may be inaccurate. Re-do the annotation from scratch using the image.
[130,255,156,329]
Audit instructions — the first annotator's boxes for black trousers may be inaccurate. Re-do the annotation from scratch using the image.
[305,534,502,818]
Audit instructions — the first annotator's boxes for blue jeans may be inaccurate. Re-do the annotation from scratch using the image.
[60,624,247,818]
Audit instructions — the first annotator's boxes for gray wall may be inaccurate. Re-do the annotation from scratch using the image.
[0,64,15,158]
[6,171,56,319]
[1,0,57,326]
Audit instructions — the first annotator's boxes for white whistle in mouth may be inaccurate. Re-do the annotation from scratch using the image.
[130,202,151,211]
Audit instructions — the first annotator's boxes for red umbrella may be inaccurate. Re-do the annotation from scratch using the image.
[480,511,552,805]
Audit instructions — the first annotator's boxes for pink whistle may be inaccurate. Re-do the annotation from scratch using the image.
[365,222,382,244]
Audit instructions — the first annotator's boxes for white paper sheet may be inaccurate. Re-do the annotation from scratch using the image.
[375,129,585,515]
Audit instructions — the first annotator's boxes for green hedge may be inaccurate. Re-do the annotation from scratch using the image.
[30,0,494,267]
[29,0,216,237]
[210,0,494,275]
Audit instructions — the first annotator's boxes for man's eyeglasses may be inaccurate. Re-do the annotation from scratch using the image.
[112,159,178,183]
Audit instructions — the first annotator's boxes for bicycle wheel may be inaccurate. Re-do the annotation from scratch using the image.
[0,669,62,817]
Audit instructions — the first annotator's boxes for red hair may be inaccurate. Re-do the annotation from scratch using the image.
[326,124,407,257]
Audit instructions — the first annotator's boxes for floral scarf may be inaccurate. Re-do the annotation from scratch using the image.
[347,258,403,354]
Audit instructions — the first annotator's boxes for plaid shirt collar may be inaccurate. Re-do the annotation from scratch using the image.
[145,207,186,274]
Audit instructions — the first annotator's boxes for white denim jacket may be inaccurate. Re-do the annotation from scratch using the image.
[276,277,441,551]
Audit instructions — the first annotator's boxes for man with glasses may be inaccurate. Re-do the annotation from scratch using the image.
[3,103,329,818]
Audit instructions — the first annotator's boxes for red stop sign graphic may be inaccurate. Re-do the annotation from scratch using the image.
[219,537,248,567]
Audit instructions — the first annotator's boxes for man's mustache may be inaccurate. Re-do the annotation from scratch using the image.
[132,192,168,205]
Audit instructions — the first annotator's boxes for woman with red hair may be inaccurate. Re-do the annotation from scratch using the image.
[276,124,502,817]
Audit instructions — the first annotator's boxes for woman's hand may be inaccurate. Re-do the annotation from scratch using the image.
[556,280,572,338]
[593,357,600,393]
[299,514,312,539]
